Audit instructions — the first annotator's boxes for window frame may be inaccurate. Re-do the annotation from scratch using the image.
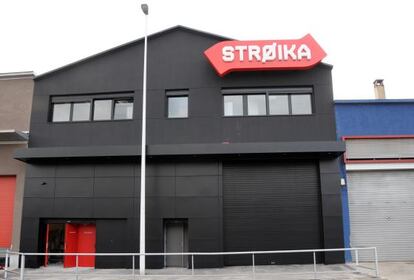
[246,94,267,116]
[223,95,244,117]
[268,94,290,115]
[71,101,92,122]
[92,99,114,121]
[166,90,189,119]
[49,93,134,123]
[222,87,313,117]
[290,93,313,115]
[51,102,72,122]
[113,98,134,120]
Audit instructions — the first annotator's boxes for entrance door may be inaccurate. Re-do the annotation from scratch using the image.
[44,223,65,266]
[165,221,188,267]
[77,225,96,267]
[63,223,96,268]
[63,224,78,268]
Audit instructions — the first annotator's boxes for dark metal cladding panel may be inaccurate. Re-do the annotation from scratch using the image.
[95,219,131,268]
[223,161,323,265]
[29,28,337,149]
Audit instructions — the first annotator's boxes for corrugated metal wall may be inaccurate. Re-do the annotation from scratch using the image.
[223,161,323,265]
[347,170,414,261]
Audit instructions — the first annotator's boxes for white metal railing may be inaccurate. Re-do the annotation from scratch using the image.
[1,247,379,279]
[1,250,20,280]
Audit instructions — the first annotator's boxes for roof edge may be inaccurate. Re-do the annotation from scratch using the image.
[335,99,414,104]
[34,25,232,81]
[0,71,34,80]
[316,62,333,69]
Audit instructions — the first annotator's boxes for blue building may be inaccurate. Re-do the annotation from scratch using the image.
[335,99,414,262]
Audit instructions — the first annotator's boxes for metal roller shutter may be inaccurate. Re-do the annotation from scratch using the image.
[223,161,323,265]
[347,170,414,261]
[0,176,16,248]
[345,138,414,159]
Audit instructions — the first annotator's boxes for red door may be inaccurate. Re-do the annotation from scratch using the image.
[0,176,16,248]
[44,224,50,267]
[63,224,78,268]
[77,225,96,267]
[63,224,96,268]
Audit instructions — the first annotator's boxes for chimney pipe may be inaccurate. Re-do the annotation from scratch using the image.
[373,79,385,99]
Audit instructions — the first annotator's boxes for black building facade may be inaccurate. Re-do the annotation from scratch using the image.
[16,26,345,268]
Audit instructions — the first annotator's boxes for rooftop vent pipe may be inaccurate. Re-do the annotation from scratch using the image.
[373,79,385,99]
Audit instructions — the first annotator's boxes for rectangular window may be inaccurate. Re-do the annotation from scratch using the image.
[52,103,71,122]
[224,95,243,116]
[72,102,91,121]
[269,95,289,115]
[51,93,134,123]
[291,94,312,115]
[168,96,188,118]
[247,94,266,116]
[114,99,133,120]
[222,87,312,117]
[93,100,112,120]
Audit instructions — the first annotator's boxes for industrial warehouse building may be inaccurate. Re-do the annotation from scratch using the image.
[15,26,345,268]
[336,95,414,262]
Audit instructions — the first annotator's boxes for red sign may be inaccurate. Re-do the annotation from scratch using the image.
[204,34,326,76]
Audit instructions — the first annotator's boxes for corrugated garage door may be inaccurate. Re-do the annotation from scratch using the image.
[223,161,322,265]
[345,138,414,159]
[347,170,414,261]
[0,176,16,248]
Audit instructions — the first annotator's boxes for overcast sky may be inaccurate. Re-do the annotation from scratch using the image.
[1,0,412,99]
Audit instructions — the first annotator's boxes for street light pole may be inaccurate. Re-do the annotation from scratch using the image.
[139,3,148,276]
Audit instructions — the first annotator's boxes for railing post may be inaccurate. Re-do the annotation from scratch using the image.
[20,254,25,280]
[252,253,255,279]
[75,254,79,280]
[4,249,9,279]
[355,249,359,266]
[132,255,135,279]
[374,247,379,277]
[191,255,194,276]
[313,251,317,279]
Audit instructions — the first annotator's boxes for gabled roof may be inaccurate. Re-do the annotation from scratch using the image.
[35,25,333,80]
[35,25,232,80]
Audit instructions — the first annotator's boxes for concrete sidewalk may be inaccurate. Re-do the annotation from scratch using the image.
[1,262,385,280]
[374,262,414,280]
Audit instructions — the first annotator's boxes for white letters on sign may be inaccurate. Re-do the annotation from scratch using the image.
[221,43,312,63]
